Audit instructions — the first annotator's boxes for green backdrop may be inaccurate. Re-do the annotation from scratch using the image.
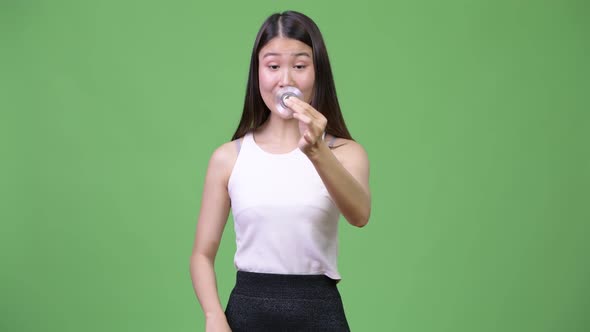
[1,0,588,331]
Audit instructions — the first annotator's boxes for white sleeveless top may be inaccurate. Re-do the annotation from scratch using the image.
[227,131,342,280]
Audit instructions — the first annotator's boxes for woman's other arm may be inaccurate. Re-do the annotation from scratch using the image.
[309,138,371,228]
[189,142,237,331]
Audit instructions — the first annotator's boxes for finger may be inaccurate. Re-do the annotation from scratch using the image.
[295,118,324,142]
[293,114,327,140]
[303,131,315,144]
[287,98,329,129]
[285,97,318,119]
[292,112,313,124]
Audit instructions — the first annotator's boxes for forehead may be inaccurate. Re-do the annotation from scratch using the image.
[259,37,312,59]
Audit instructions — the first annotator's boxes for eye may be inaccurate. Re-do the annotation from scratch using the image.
[294,65,307,70]
[268,65,279,70]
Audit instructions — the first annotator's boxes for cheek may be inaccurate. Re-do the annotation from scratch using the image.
[257,71,274,108]
[305,74,315,89]
[301,71,315,102]
[258,69,275,88]
[298,68,314,87]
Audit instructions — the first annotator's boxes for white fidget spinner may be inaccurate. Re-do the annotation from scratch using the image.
[275,86,303,119]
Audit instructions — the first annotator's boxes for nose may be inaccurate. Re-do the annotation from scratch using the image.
[279,67,295,87]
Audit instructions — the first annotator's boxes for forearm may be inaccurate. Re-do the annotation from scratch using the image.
[308,143,371,227]
[189,253,226,319]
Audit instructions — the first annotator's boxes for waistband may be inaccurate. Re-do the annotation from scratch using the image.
[231,271,340,300]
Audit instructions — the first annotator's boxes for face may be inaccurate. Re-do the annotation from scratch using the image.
[258,37,315,119]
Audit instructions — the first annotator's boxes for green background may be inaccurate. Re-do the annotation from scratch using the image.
[1,0,588,331]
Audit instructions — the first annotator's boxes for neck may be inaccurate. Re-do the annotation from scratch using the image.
[256,113,301,144]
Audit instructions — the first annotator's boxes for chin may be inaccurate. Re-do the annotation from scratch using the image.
[277,112,294,120]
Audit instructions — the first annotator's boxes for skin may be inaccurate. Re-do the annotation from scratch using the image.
[190,37,371,331]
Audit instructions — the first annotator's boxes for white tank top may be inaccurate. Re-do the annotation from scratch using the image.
[227,131,342,280]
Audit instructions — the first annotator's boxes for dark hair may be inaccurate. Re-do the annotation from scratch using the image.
[231,10,353,141]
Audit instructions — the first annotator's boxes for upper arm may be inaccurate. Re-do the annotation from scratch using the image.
[333,139,371,198]
[191,141,238,260]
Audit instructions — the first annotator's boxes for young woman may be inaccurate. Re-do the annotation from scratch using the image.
[190,10,371,331]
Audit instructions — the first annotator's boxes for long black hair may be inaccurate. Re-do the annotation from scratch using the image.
[231,11,352,141]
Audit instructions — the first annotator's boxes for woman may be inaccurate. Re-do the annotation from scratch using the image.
[190,10,371,331]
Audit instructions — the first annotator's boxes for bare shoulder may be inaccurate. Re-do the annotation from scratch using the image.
[327,136,371,196]
[328,136,369,165]
[207,138,242,184]
[209,140,239,165]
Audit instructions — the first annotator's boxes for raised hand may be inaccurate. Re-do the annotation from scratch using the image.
[283,96,327,155]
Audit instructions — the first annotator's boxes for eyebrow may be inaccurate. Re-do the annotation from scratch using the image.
[262,52,311,58]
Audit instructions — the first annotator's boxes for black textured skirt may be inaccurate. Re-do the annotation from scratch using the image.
[225,271,351,331]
